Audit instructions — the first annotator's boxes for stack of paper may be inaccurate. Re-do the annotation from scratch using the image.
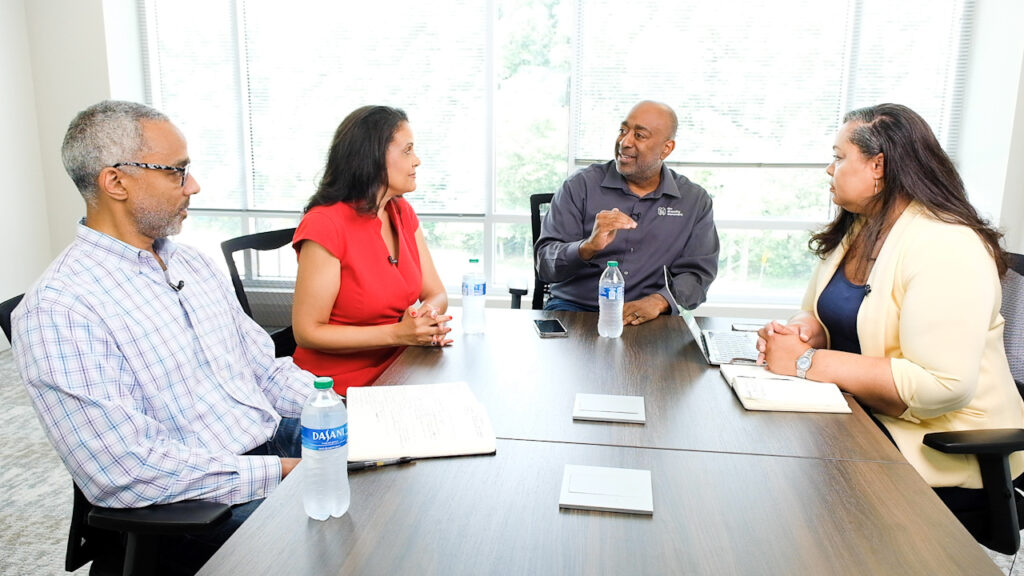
[346,381,497,461]
[719,364,851,414]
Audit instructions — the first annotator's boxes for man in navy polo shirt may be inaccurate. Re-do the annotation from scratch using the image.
[535,100,720,325]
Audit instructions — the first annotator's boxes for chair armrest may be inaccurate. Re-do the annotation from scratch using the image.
[89,500,231,535]
[923,428,1024,456]
[509,287,527,310]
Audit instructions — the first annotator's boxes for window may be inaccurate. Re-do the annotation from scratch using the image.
[138,0,971,307]
[572,0,971,303]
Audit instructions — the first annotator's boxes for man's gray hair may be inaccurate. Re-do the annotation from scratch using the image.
[61,100,168,205]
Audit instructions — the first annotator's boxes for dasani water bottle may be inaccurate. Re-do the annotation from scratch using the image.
[461,258,486,334]
[301,376,350,520]
[598,261,625,338]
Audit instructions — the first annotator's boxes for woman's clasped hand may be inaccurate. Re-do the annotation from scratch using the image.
[402,304,453,347]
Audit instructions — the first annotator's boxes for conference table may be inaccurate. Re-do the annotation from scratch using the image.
[199,309,999,575]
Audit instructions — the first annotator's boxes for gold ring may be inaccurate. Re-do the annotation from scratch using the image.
[633,312,640,319]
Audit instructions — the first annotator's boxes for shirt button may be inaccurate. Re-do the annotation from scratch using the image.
[623,270,629,275]
[257,489,265,497]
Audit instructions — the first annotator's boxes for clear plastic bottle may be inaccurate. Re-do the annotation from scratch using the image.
[301,376,350,520]
[461,258,486,334]
[598,261,625,338]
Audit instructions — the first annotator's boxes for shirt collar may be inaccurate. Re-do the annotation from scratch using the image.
[601,162,681,199]
[76,218,180,272]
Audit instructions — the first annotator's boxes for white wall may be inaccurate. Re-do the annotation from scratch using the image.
[0,0,52,348]
[24,0,113,257]
[1000,55,1024,253]
[958,0,1024,253]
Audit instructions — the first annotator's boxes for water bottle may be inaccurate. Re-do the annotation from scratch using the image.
[461,258,486,334]
[301,376,350,520]
[598,261,625,338]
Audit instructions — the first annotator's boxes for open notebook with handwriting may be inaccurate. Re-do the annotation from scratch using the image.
[719,365,851,414]
[346,381,497,462]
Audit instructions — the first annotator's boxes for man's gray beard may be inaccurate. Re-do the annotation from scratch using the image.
[134,208,183,239]
[616,158,660,185]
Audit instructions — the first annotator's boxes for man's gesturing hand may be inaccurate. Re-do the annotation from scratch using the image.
[579,208,637,261]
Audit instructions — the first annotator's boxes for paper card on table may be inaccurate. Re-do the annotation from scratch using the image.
[719,364,851,414]
[572,393,646,423]
[346,381,497,462]
[558,464,653,515]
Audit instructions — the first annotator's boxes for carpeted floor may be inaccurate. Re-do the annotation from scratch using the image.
[0,345,1021,575]
[0,348,88,576]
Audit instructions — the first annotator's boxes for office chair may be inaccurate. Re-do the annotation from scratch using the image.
[510,193,554,310]
[0,293,22,347]
[923,251,1024,555]
[221,228,298,357]
[1,293,232,575]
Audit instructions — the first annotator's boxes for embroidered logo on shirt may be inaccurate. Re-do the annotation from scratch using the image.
[657,207,685,217]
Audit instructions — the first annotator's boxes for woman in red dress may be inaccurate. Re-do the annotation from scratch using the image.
[291,106,451,395]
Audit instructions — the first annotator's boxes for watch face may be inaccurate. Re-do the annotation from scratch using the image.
[797,355,811,370]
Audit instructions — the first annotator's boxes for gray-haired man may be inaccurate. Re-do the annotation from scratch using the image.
[13,100,314,572]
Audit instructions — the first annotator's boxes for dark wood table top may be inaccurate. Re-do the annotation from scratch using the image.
[199,439,998,576]
[375,308,904,463]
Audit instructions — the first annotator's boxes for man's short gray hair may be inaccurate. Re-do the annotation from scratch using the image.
[61,100,168,205]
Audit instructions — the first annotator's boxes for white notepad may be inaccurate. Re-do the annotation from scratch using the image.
[719,364,851,414]
[558,464,653,515]
[572,393,646,423]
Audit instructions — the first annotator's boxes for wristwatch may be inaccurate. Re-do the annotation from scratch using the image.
[796,348,817,379]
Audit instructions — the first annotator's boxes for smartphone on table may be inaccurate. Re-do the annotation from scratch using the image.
[533,318,568,338]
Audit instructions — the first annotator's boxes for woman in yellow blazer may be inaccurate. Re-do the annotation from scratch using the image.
[758,103,1024,512]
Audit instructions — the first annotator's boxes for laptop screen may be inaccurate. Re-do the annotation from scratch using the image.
[679,307,710,360]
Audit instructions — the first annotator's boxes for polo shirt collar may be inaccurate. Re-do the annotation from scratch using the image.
[600,162,681,199]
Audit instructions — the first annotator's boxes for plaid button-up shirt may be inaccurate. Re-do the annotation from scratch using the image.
[13,222,313,507]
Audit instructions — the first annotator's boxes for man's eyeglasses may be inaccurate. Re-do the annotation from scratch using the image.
[112,162,191,187]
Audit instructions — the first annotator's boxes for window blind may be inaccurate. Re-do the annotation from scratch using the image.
[144,0,490,214]
[572,0,970,165]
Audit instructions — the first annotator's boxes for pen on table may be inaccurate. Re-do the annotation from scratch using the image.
[347,457,416,471]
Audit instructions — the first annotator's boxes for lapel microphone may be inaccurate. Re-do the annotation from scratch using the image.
[162,269,185,292]
[388,256,398,265]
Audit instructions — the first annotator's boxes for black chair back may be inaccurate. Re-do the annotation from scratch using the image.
[1004,252,1024,396]
[530,193,554,310]
[1,293,24,344]
[221,228,298,357]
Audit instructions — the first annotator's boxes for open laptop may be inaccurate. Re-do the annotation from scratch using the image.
[679,307,760,366]
[661,265,759,365]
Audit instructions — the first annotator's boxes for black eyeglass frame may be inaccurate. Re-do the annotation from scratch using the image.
[112,161,191,187]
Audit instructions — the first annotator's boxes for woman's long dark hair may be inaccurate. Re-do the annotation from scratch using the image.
[810,103,1007,275]
[304,105,409,215]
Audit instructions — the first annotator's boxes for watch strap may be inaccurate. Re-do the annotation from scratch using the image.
[796,348,817,379]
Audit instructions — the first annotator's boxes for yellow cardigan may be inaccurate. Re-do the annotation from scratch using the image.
[803,201,1024,488]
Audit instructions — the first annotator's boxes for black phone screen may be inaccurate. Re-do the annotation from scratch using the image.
[534,319,568,336]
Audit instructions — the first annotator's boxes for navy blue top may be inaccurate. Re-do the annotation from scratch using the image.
[817,266,867,354]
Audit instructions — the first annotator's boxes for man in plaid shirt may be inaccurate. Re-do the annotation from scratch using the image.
[11,100,316,573]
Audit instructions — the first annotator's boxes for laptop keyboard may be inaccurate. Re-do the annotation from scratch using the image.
[707,332,758,363]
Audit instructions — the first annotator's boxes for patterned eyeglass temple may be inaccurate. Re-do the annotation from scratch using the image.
[112,162,190,187]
